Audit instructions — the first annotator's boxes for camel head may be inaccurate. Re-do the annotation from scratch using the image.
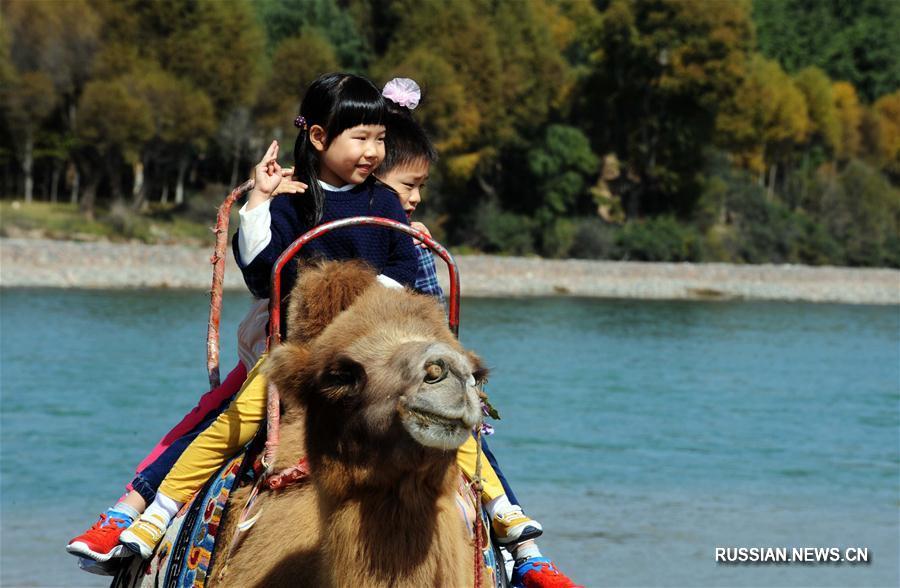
[265,260,487,480]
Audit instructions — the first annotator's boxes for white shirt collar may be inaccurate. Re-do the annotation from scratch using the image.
[317,179,355,192]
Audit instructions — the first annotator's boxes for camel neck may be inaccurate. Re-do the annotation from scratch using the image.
[318,464,471,587]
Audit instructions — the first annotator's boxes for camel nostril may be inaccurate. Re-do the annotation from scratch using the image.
[424,359,448,384]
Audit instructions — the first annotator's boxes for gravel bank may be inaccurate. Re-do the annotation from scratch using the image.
[2,238,898,304]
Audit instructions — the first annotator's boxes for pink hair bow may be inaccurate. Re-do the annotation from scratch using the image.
[383,78,421,110]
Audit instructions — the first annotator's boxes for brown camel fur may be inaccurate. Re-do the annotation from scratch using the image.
[209,260,488,587]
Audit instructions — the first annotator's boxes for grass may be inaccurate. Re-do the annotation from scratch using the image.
[0,200,223,245]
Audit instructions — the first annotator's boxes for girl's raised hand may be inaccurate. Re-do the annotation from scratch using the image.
[247,140,284,211]
[272,167,308,196]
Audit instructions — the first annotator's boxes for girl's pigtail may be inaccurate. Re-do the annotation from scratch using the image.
[292,116,325,225]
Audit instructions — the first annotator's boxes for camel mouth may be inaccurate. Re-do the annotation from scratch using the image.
[403,407,471,450]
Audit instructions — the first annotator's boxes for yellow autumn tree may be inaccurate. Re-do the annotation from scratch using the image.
[832,81,863,160]
[870,91,900,178]
[716,55,810,191]
[794,67,840,155]
[256,31,341,143]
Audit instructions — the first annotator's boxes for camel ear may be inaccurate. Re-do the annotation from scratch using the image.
[466,351,490,384]
[263,343,312,402]
[317,354,367,402]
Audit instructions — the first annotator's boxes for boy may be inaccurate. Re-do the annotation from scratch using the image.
[377,94,579,587]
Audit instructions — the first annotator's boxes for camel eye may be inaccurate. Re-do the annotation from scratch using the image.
[424,359,448,384]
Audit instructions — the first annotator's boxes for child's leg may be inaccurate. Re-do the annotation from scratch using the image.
[129,397,233,506]
[455,434,543,545]
[67,362,247,565]
[456,435,506,501]
[155,359,268,503]
[481,436,519,505]
[127,362,248,482]
[120,359,269,558]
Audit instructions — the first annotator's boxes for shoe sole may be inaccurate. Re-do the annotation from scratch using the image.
[119,534,155,559]
[495,524,544,545]
[78,557,121,576]
[66,541,125,562]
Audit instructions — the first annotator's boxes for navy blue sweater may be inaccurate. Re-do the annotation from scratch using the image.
[233,181,418,301]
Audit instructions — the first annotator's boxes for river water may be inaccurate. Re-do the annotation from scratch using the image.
[1,289,898,587]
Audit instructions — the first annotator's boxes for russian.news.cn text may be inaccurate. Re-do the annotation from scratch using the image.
[716,547,870,565]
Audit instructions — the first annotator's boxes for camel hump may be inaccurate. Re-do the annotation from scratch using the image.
[286,259,379,343]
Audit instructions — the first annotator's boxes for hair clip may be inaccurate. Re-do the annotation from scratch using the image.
[294,115,307,130]
[383,78,421,110]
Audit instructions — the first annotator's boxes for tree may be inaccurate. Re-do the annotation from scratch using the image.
[527,125,599,218]
[869,91,900,179]
[0,71,56,202]
[255,0,367,69]
[794,67,840,155]
[753,0,900,102]
[579,0,755,217]
[4,0,100,114]
[716,55,810,195]
[255,31,341,143]
[129,68,216,206]
[832,81,863,160]
[75,78,153,217]
[3,0,100,202]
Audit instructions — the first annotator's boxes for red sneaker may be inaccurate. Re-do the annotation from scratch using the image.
[66,513,130,561]
[512,557,582,588]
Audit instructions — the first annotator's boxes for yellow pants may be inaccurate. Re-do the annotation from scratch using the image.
[159,357,506,503]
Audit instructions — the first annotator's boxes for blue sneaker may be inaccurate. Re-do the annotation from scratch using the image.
[512,557,581,588]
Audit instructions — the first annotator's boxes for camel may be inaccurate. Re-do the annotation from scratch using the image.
[208,260,489,587]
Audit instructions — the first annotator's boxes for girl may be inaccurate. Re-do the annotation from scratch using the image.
[113,72,420,560]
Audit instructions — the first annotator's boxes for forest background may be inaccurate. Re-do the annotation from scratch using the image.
[2,0,899,268]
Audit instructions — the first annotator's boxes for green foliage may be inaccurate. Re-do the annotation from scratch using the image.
[823,159,900,266]
[133,69,216,150]
[4,0,101,98]
[256,31,341,139]
[472,200,536,255]
[580,0,755,216]
[527,125,598,215]
[617,216,701,262]
[77,78,153,156]
[97,0,265,114]
[696,151,839,269]
[753,0,900,102]
[540,218,577,258]
[255,0,367,69]
[569,218,619,260]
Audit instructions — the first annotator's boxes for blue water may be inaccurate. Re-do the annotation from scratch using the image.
[1,290,898,587]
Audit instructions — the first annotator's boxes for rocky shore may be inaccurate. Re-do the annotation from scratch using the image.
[1,237,898,304]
